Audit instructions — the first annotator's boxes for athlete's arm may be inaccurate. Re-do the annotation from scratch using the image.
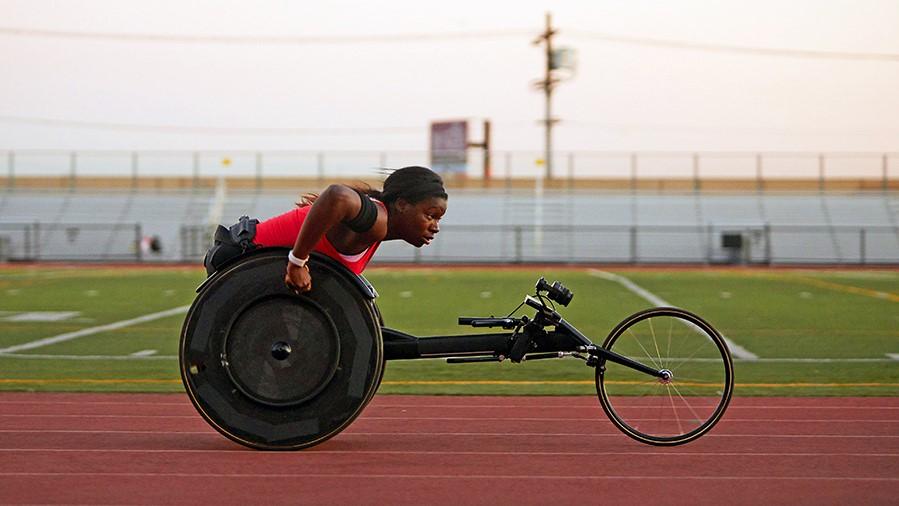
[285,184,362,293]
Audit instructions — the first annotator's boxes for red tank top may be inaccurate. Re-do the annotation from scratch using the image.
[253,201,383,274]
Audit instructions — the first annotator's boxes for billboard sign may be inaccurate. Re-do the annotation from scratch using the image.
[429,120,468,174]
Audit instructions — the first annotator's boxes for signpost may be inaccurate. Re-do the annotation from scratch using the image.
[429,120,468,175]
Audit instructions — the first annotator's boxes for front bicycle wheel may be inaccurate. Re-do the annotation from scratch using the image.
[596,307,733,446]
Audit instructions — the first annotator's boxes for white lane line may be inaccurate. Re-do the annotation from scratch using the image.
[360,417,899,423]
[1,311,81,322]
[129,350,158,357]
[734,358,893,363]
[0,400,189,406]
[0,353,176,361]
[342,432,899,439]
[1,449,896,458]
[0,414,196,419]
[4,414,897,424]
[0,305,190,354]
[2,400,898,411]
[368,404,899,410]
[0,353,882,363]
[887,353,899,361]
[0,472,895,482]
[588,269,759,361]
[1,430,896,439]
[0,430,213,434]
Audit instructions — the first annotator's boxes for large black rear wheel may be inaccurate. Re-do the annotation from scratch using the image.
[180,249,384,450]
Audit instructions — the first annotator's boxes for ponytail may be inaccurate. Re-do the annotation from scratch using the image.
[294,167,445,207]
[295,193,318,207]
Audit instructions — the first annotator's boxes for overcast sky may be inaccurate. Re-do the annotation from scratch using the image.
[1,0,898,154]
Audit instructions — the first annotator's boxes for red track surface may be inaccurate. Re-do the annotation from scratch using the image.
[0,393,897,505]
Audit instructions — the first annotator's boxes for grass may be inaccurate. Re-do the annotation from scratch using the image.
[0,264,897,396]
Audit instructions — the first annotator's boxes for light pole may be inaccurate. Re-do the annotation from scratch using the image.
[532,12,558,180]
[532,12,576,181]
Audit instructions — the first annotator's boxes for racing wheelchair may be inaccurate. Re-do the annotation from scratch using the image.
[181,248,734,450]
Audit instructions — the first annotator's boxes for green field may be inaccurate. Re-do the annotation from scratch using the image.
[1,265,897,396]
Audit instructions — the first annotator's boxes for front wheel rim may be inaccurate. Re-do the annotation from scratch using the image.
[595,307,734,446]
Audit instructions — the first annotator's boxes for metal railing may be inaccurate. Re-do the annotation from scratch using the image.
[1,221,895,265]
[1,149,897,192]
[0,222,143,262]
[176,223,899,265]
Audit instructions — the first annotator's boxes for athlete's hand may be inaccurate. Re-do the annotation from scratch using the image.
[285,262,312,293]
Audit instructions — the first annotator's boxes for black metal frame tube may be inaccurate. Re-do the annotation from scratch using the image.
[382,317,664,379]
[383,327,513,360]
[595,347,665,378]
[555,319,663,377]
[416,333,513,358]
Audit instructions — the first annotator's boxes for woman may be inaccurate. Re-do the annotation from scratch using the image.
[206,166,447,293]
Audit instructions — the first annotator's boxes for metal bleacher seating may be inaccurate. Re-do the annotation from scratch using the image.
[0,186,896,264]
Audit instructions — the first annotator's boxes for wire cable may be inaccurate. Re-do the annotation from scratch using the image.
[568,30,899,62]
[0,26,532,45]
[0,114,422,135]
[1,25,895,61]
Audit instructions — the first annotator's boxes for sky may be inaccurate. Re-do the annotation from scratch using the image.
[1,0,898,157]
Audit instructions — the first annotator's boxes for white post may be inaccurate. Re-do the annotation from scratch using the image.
[534,157,545,255]
[208,157,230,228]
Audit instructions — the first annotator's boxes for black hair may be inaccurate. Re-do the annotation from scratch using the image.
[361,166,448,205]
[296,166,447,208]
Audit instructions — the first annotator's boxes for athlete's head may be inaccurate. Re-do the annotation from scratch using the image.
[380,166,448,247]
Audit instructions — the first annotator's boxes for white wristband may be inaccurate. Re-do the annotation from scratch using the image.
[287,251,309,268]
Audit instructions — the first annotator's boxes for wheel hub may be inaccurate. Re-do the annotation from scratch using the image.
[271,341,292,361]
[658,369,673,384]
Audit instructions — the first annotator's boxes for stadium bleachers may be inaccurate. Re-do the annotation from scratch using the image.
[0,186,896,264]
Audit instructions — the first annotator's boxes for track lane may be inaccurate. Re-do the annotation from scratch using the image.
[0,393,896,505]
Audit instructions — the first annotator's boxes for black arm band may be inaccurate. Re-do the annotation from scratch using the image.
[344,191,378,233]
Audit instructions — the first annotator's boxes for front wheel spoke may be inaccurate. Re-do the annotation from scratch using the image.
[665,319,674,369]
[604,374,661,388]
[665,384,685,435]
[625,328,662,369]
[673,375,725,389]
[670,382,708,427]
[647,317,664,368]
[668,339,716,371]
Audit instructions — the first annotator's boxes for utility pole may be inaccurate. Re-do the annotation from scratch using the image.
[466,119,491,183]
[533,12,559,180]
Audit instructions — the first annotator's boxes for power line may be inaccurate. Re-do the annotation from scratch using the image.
[5,114,895,137]
[1,24,896,61]
[0,114,422,135]
[0,26,531,45]
[568,30,899,62]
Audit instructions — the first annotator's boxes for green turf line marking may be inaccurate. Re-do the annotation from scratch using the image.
[789,276,899,303]
[129,350,158,357]
[0,305,191,354]
[0,311,81,322]
[727,271,899,303]
[0,353,176,360]
[0,354,891,362]
[381,381,899,388]
[0,379,181,384]
[587,269,758,361]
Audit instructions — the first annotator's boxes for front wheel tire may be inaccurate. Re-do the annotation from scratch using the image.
[595,307,734,446]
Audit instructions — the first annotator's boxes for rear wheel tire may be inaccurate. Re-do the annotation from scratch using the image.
[180,249,384,450]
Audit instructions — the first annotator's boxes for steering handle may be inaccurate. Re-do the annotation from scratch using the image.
[458,317,520,329]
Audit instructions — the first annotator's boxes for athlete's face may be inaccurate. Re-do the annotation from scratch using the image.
[394,196,447,247]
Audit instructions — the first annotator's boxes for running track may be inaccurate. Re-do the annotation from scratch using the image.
[0,394,897,505]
